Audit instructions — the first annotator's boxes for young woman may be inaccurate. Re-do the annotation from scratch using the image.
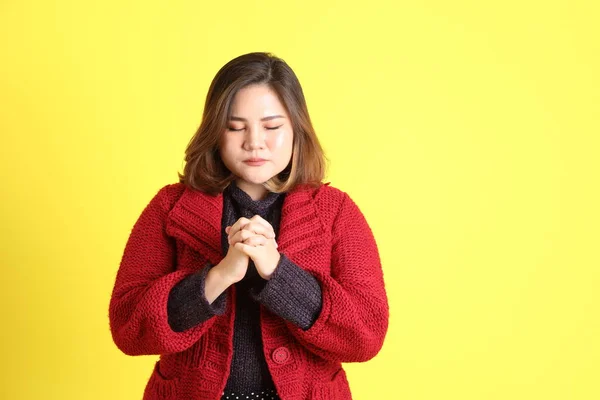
[109,52,389,400]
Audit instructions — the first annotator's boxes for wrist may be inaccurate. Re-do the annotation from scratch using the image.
[204,265,232,304]
[215,256,246,285]
[210,262,235,287]
[260,252,281,281]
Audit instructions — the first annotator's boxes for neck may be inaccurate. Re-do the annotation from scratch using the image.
[235,179,268,201]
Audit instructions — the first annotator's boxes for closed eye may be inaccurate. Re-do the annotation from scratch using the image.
[227,125,283,132]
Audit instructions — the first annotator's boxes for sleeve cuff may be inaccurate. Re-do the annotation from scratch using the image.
[250,253,322,330]
[167,263,227,332]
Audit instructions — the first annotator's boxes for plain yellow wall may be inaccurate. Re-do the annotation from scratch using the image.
[1,1,599,399]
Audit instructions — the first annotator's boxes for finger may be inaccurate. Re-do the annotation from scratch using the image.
[250,215,273,230]
[249,215,276,238]
[241,234,278,251]
[233,241,249,255]
[243,221,275,239]
[228,217,250,239]
[229,227,259,244]
[232,217,251,232]
[229,229,247,244]
[243,235,268,247]
[234,241,257,257]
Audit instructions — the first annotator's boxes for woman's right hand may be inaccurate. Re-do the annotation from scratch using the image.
[214,225,250,285]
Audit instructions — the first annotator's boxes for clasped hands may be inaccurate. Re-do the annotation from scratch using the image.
[221,215,281,283]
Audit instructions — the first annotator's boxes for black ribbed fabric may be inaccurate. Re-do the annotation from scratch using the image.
[167,262,226,332]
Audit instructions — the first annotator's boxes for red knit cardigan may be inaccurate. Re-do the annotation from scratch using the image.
[109,182,389,400]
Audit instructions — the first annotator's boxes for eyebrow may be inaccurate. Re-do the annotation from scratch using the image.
[229,115,286,122]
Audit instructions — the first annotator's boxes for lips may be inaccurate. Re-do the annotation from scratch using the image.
[244,159,267,166]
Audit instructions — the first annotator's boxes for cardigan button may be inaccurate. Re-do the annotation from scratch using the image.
[272,346,290,364]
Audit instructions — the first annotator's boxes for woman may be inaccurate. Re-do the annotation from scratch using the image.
[109,52,389,400]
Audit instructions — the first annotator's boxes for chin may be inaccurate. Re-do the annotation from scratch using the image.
[236,172,272,184]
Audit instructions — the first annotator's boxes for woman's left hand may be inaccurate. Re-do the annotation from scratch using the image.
[226,215,280,280]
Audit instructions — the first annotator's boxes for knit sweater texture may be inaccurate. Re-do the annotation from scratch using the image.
[166,180,322,395]
[109,181,389,400]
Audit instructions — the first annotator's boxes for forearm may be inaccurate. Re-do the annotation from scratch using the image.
[251,253,322,330]
[204,261,234,304]
[167,261,232,332]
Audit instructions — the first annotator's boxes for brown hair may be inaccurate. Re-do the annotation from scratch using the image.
[178,52,328,195]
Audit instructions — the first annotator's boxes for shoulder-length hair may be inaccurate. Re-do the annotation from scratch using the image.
[178,52,328,195]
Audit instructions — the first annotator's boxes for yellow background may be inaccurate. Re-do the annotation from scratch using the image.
[1,0,598,399]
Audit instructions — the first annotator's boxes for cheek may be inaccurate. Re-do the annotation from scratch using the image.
[219,142,237,166]
[270,130,293,150]
[220,136,240,153]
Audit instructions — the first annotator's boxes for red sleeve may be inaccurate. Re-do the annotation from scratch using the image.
[285,192,389,363]
[108,185,217,356]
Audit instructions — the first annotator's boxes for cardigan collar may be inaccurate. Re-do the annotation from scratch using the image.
[165,183,326,266]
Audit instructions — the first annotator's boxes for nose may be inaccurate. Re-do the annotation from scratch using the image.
[243,125,266,150]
